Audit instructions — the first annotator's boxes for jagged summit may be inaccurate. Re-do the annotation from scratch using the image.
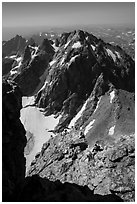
[35,30,134,134]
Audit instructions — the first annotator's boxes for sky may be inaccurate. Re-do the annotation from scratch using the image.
[2,2,135,40]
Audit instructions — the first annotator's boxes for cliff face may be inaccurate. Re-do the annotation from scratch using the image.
[2,80,27,201]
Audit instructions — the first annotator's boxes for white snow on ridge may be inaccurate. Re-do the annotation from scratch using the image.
[60,57,65,65]
[10,60,22,75]
[106,48,116,62]
[31,46,39,60]
[84,119,95,135]
[50,59,56,66]
[64,40,71,49]
[108,125,115,135]
[52,43,59,52]
[91,44,96,51]
[10,70,17,75]
[69,54,79,64]
[72,41,82,49]
[68,98,89,128]
[115,51,121,59]
[9,55,16,59]
[110,90,115,103]
[16,56,22,62]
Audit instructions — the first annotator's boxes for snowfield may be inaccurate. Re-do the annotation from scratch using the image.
[20,97,61,170]
[68,98,89,128]
[110,90,115,103]
[84,119,95,135]
[106,48,116,62]
[108,125,115,135]
[72,41,82,49]
[91,44,96,51]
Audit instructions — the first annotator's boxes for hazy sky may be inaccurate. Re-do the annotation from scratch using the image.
[2,2,135,40]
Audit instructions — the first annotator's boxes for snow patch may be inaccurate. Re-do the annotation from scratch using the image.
[91,44,96,51]
[50,59,56,66]
[72,41,82,49]
[110,90,115,103]
[84,119,95,135]
[10,70,17,75]
[22,96,35,107]
[64,40,71,49]
[68,98,89,128]
[31,46,39,60]
[9,55,16,59]
[115,51,121,59]
[86,36,88,40]
[16,56,22,62]
[108,125,115,135]
[106,49,116,62]
[60,57,65,65]
[69,54,79,64]
[52,43,59,52]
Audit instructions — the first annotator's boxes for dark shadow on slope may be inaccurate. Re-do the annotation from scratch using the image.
[10,175,123,202]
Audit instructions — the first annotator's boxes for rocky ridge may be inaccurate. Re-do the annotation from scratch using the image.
[35,30,134,134]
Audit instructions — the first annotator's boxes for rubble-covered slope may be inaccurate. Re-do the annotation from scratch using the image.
[28,130,135,201]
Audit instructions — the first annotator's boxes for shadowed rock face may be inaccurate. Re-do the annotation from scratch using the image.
[2,35,27,56]
[12,175,123,202]
[2,57,15,76]
[12,39,55,96]
[2,79,27,201]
